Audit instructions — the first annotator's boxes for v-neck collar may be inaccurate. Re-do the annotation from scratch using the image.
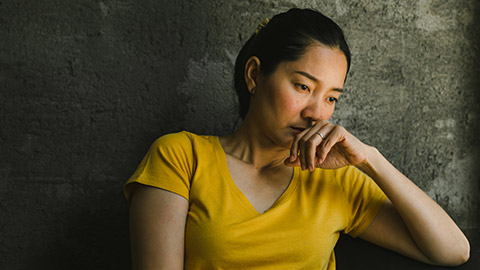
[211,136,300,215]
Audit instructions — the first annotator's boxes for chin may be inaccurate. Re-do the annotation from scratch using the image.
[263,127,294,150]
[274,132,294,150]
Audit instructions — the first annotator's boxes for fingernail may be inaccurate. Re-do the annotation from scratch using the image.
[290,154,295,162]
[301,164,306,170]
[309,165,313,171]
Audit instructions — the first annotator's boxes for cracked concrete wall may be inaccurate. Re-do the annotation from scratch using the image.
[1,0,479,269]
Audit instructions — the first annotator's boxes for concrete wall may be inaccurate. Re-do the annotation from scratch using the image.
[1,0,478,269]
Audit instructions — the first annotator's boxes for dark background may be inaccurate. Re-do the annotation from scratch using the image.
[1,0,479,269]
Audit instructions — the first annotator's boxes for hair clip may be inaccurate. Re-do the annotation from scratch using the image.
[255,18,271,34]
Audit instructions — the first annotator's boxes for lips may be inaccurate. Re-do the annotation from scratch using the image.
[291,126,306,134]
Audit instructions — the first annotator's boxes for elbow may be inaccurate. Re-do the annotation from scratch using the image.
[450,247,470,266]
[455,240,471,265]
[429,238,470,266]
[447,247,470,266]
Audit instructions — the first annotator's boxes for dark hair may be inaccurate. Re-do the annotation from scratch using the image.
[234,8,351,119]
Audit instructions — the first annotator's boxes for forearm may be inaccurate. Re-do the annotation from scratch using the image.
[356,146,470,265]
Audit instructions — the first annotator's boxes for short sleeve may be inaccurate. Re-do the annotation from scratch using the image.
[124,132,195,202]
[336,166,387,237]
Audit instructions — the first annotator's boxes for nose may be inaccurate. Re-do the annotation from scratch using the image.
[301,98,330,124]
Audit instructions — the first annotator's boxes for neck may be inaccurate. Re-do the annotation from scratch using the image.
[219,117,290,172]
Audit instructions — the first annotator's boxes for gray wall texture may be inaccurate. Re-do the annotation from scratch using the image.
[1,0,479,269]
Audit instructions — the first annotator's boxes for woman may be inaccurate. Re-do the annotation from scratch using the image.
[125,8,470,269]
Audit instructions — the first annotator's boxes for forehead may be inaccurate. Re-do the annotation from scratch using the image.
[280,44,348,84]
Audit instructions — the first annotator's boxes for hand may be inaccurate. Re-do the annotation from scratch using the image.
[284,120,370,170]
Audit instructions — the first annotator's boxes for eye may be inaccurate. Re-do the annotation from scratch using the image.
[296,83,310,91]
[327,97,338,103]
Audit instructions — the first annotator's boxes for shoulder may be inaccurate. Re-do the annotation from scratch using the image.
[301,166,363,184]
[152,130,213,151]
[154,130,196,147]
[329,165,375,190]
[331,165,365,181]
[329,166,386,206]
[301,166,373,196]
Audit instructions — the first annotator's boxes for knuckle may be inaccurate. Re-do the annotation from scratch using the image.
[299,137,308,145]
[334,125,345,132]
[317,119,329,125]
[323,140,330,147]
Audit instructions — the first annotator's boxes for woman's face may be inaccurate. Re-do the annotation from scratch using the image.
[248,44,348,149]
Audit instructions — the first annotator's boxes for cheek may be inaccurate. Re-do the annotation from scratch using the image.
[274,91,301,114]
[281,97,297,111]
[324,105,335,120]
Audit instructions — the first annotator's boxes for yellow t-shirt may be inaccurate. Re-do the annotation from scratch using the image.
[125,131,387,269]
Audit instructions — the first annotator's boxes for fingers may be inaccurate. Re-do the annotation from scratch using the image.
[290,121,335,171]
[317,125,346,164]
[289,128,309,162]
[284,155,301,167]
[297,133,320,170]
[303,124,335,170]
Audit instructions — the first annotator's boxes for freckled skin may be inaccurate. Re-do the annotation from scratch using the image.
[247,44,348,150]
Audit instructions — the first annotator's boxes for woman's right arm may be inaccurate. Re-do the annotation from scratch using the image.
[129,184,189,270]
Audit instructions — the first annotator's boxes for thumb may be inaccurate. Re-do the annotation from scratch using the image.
[284,157,301,167]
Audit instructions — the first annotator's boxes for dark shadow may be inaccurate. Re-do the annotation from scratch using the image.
[16,1,217,269]
[23,189,131,270]
[335,234,479,270]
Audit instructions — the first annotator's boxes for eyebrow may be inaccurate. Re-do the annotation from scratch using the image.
[294,71,343,92]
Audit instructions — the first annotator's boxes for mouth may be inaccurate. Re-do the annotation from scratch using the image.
[291,126,306,134]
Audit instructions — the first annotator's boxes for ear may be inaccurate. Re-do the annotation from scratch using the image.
[244,56,261,94]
